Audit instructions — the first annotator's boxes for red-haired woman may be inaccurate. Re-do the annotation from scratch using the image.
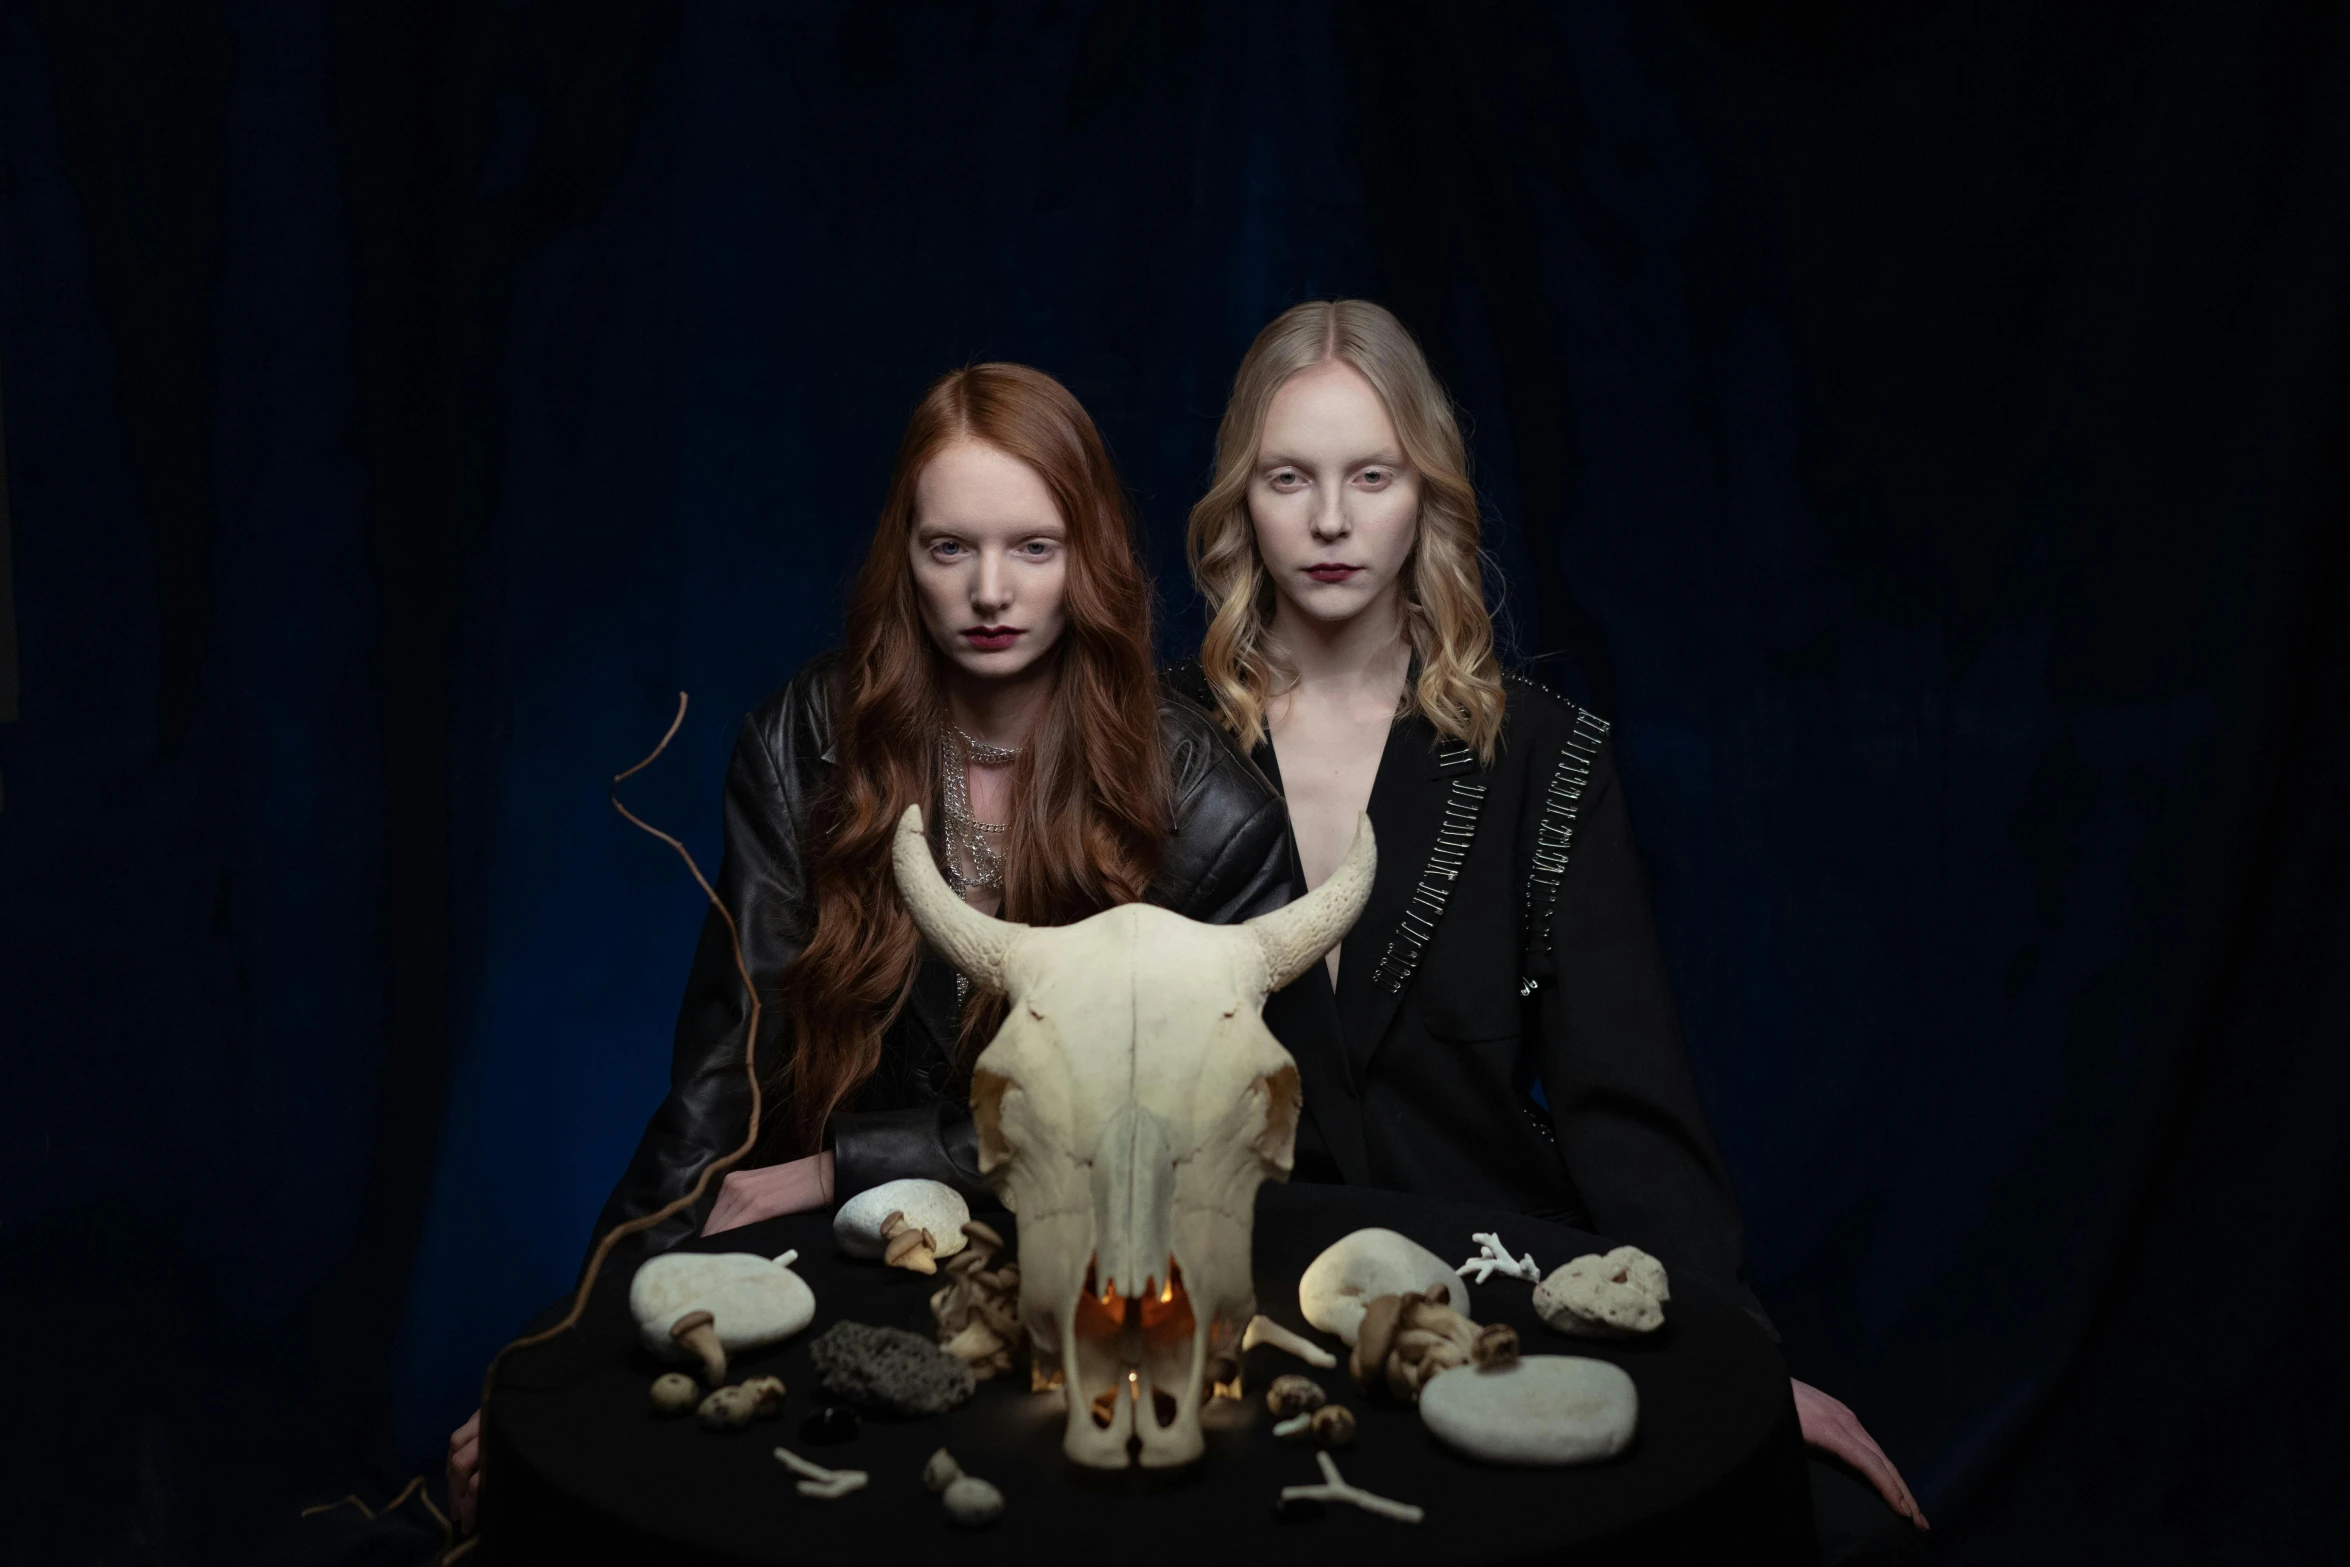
[449,364,1287,1528]
[603,362,1291,1244]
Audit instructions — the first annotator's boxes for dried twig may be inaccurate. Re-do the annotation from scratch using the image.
[301,1474,451,1539]
[446,694,764,1564]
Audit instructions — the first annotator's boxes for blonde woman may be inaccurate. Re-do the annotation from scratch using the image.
[1173,299,1926,1548]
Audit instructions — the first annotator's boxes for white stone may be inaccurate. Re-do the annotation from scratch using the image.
[890,805,1377,1471]
[942,1475,1005,1525]
[1532,1245,1670,1337]
[832,1179,971,1262]
[629,1250,816,1363]
[1417,1356,1638,1466]
[1298,1229,1473,1346]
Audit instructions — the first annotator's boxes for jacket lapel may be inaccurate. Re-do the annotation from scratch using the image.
[1337,718,1489,1079]
[1251,742,1371,1185]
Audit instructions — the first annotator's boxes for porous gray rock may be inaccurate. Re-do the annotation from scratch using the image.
[808,1321,976,1415]
[1416,1355,1638,1466]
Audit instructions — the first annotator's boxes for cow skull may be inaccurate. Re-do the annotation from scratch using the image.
[891,805,1374,1468]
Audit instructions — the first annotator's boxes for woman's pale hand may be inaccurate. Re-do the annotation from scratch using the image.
[1793,1378,1928,1529]
[702,1150,836,1235]
[447,1408,482,1533]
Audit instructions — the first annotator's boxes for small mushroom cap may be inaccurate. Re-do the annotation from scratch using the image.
[1310,1404,1357,1447]
[698,1385,759,1430]
[883,1226,940,1274]
[649,1372,701,1416]
[1265,1374,1328,1419]
[669,1309,716,1337]
[1472,1322,1520,1369]
[960,1220,1005,1252]
[922,1448,964,1493]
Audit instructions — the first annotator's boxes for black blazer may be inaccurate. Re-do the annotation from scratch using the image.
[589,653,1296,1265]
[1169,662,1770,1330]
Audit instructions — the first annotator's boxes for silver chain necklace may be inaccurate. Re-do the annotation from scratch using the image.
[939,724,1019,895]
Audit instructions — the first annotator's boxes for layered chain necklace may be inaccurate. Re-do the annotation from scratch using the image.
[939,723,1020,897]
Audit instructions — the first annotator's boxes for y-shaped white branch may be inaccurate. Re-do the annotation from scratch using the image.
[1456,1231,1540,1285]
[1279,1451,1425,1524]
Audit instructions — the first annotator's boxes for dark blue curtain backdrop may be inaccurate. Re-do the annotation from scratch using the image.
[2,2,2345,1562]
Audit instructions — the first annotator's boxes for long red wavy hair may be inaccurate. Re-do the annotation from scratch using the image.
[770,364,1169,1157]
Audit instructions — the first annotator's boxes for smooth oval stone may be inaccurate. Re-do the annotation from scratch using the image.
[799,1404,860,1445]
[1297,1228,1472,1346]
[1417,1355,1638,1466]
[942,1475,1004,1527]
[832,1179,971,1262]
[629,1251,816,1361]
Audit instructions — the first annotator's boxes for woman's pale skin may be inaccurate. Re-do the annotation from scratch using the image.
[1246,359,1928,1532]
[448,438,1072,1530]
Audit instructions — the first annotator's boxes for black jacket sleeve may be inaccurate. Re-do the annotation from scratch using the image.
[1531,742,1775,1335]
[586,697,814,1268]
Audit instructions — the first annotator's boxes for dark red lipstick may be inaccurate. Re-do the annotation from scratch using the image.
[961,624,1022,651]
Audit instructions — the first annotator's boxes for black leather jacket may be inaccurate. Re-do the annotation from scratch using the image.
[587,651,1296,1265]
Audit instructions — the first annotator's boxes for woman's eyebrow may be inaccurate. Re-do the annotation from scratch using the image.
[1256,449,1406,470]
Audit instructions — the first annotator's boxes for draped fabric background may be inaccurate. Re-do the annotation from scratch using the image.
[1,3,2344,1561]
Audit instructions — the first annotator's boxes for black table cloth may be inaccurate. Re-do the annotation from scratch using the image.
[479,1183,1811,1563]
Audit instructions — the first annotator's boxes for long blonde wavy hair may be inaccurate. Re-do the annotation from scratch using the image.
[1186,299,1506,761]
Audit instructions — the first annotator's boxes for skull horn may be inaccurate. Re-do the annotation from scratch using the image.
[1244,812,1376,991]
[892,804,1025,993]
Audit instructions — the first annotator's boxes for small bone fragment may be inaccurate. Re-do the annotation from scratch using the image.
[649,1373,700,1416]
[1277,1450,1424,1524]
[741,1374,787,1416]
[699,1384,759,1430]
[922,1448,964,1493]
[1272,1412,1313,1441]
[1264,1373,1327,1418]
[774,1446,870,1499]
[942,1475,1005,1526]
[881,1212,939,1274]
[1243,1314,1337,1368]
[670,1310,728,1385]
[798,1473,868,1499]
[1456,1232,1541,1285]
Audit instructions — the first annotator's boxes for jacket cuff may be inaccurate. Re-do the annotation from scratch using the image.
[830,1102,990,1201]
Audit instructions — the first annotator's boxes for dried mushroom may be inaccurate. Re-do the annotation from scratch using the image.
[698,1384,759,1430]
[1349,1287,1512,1404]
[1264,1374,1327,1419]
[740,1375,787,1416]
[929,1221,1025,1379]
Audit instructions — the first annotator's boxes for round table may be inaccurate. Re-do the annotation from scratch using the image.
[481,1184,1812,1563]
